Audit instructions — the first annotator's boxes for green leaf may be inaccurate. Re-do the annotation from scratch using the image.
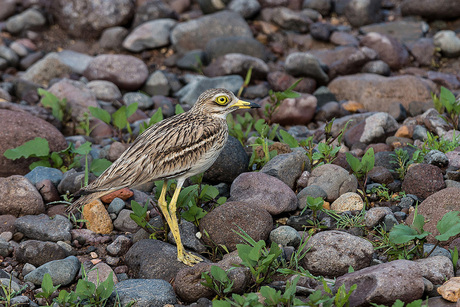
[361,147,375,172]
[149,107,163,125]
[260,286,281,304]
[279,130,299,148]
[89,106,111,124]
[210,265,229,283]
[90,159,112,176]
[175,104,185,114]
[389,224,429,244]
[72,141,92,155]
[4,137,50,159]
[346,152,362,174]
[213,300,232,307]
[436,211,460,241]
[126,102,138,118]
[112,106,128,130]
[75,279,96,298]
[30,160,51,170]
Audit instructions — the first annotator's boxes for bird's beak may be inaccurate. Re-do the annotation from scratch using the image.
[233,99,261,109]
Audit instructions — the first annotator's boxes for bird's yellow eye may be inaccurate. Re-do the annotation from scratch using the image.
[215,95,229,105]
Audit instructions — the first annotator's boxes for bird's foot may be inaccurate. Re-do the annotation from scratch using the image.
[178,251,203,266]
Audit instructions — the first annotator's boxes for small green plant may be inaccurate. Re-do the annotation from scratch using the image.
[431,86,460,129]
[346,147,375,201]
[248,120,280,170]
[52,267,116,307]
[214,276,305,307]
[129,200,162,239]
[35,273,59,306]
[89,103,138,141]
[265,80,302,125]
[300,196,327,231]
[235,228,282,290]
[389,209,460,259]
[227,112,257,145]
[139,107,163,135]
[390,148,422,180]
[368,185,406,202]
[0,276,27,307]
[306,280,357,307]
[415,131,460,155]
[77,112,93,136]
[38,88,72,124]
[154,177,226,226]
[326,209,366,230]
[3,138,111,175]
[278,118,350,169]
[201,265,234,299]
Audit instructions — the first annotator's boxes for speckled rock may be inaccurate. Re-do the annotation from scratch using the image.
[402,163,446,200]
[199,201,273,252]
[334,260,424,306]
[0,109,67,177]
[0,175,45,216]
[230,172,298,215]
[307,164,358,202]
[330,192,364,212]
[84,54,149,90]
[14,214,72,242]
[171,11,252,53]
[260,151,310,190]
[302,230,374,277]
[113,279,177,307]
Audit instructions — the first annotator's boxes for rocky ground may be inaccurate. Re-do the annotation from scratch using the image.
[1,0,460,306]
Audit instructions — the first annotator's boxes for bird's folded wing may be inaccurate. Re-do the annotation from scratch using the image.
[81,115,222,194]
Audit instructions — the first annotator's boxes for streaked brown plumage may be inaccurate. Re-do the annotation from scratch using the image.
[68,88,260,266]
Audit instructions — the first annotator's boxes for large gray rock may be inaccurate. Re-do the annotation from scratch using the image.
[302,230,373,277]
[260,151,310,190]
[14,214,72,242]
[334,260,424,306]
[51,0,134,38]
[84,54,149,91]
[230,172,298,215]
[113,279,177,307]
[122,19,177,52]
[125,239,204,281]
[285,52,329,84]
[307,164,358,202]
[0,176,45,216]
[16,240,68,267]
[199,201,273,252]
[171,11,253,52]
[401,0,460,20]
[24,256,80,286]
[328,73,436,112]
[21,52,73,88]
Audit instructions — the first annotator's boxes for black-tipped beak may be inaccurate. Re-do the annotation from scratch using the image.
[234,99,260,109]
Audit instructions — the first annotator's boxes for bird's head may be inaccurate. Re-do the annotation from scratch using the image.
[191,88,260,118]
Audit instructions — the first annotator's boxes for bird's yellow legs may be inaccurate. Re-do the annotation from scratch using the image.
[158,181,203,266]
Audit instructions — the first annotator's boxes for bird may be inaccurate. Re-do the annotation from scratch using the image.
[67,88,260,266]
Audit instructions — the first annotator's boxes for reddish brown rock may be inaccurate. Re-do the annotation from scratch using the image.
[100,188,134,204]
[360,32,410,70]
[35,179,60,203]
[0,109,67,177]
[407,187,460,244]
[256,93,317,125]
[402,163,446,200]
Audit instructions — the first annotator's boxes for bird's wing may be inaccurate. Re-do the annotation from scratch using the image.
[81,114,224,194]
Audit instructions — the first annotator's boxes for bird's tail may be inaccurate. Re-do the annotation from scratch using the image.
[66,191,109,213]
